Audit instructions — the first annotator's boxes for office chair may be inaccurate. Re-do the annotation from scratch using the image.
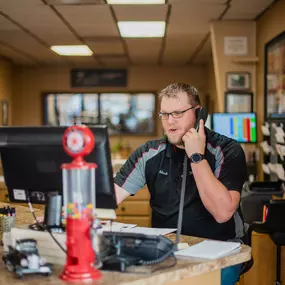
[240,181,283,224]
[247,199,285,285]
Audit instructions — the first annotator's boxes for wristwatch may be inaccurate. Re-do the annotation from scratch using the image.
[190,153,205,164]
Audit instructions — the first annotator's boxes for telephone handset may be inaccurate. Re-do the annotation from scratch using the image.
[194,107,208,131]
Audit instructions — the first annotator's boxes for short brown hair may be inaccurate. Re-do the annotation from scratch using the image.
[158,82,200,106]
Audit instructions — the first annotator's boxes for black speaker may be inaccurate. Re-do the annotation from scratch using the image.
[44,194,62,231]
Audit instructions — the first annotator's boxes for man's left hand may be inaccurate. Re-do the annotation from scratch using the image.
[182,119,206,158]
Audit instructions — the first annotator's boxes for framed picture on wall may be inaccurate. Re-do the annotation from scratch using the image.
[225,92,253,113]
[226,72,251,91]
[1,100,8,126]
[265,30,285,120]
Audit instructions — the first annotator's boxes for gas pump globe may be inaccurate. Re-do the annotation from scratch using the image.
[60,125,102,282]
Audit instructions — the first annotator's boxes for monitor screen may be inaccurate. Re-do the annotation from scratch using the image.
[0,125,117,211]
[212,113,257,143]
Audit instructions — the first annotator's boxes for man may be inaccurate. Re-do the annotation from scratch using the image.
[114,82,247,285]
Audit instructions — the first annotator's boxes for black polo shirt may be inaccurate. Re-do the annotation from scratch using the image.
[114,128,247,241]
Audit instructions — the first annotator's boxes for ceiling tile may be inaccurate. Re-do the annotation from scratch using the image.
[223,13,257,20]
[192,56,209,65]
[168,2,226,35]
[113,4,168,21]
[162,34,205,65]
[0,44,37,65]
[197,37,212,57]
[0,0,43,8]
[0,15,20,31]
[197,0,226,3]
[126,38,162,64]
[0,4,79,45]
[86,40,125,55]
[0,30,66,63]
[223,0,274,19]
[46,0,105,4]
[100,56,129,65]
[56,5,120,37]
[68,56,98,66]
[192,37,212,64]
[169,0,225,3]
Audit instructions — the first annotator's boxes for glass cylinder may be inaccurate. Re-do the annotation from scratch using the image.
[62,167,96,219]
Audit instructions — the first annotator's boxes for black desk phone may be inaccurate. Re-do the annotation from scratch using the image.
[100,231,177,272]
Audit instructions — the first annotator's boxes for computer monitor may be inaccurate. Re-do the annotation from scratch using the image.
[212,113,257,143]
[0,125,117,212]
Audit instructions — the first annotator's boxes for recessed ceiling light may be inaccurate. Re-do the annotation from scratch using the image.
[118,21,165,38]
[50,45,93,56]
[107,0,165,4]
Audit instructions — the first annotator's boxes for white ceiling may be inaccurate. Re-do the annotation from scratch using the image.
[0,0,275,67]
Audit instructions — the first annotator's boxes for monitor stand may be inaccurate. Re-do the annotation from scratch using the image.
[44,194,63,232]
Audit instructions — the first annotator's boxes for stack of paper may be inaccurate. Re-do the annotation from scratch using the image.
[174,240,241,260]
[120,227,176,236]
[99,221,137,232]
[99,221,176,236]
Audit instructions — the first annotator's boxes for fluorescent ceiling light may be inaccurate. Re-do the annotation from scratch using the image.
[118,21,165,38]
[50,45,93,56]
[107,0,165,4]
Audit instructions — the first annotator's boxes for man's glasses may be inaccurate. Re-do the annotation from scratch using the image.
[158,106,195,120]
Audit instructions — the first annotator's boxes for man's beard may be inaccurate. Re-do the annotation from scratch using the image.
[166,132,184,147]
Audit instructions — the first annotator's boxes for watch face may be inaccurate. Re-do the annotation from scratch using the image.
[191,153,202,163]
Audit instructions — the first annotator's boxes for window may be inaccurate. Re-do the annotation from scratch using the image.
[43,92,156,135]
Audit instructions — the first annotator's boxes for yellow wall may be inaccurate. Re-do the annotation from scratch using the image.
[207,55,217,113]
[256,0,285,179]
[209,20,257,163]
[0,57,12,125]
[210,20,256,112]
[12,65,207,150]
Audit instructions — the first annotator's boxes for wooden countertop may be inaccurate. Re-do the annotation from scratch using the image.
[0,234,251,285]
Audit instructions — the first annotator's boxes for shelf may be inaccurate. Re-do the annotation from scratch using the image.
[231,57,259,63]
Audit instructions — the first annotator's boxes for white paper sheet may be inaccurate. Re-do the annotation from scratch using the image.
[100,221,137,232]
[120,227,177,236]
[261,125,270,136]
[174,240,241,260]
[262,163,270,174]
[260,141,272,154]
